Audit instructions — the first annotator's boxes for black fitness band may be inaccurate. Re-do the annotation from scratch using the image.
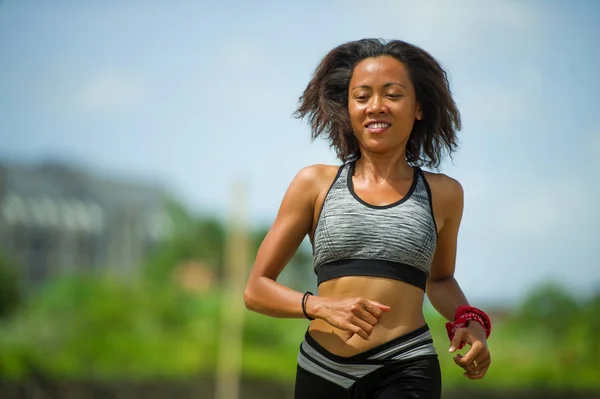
[302,291,314,320]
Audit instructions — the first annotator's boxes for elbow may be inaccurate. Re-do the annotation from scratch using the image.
[243,285,257,311]
[427,274,454,285]
[426,275,454,292]
[244,275,275,314]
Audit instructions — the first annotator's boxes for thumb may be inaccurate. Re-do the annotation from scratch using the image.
[370,301,391,311]
[448,329,465,353]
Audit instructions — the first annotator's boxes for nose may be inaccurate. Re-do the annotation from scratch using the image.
[366,95,387,115]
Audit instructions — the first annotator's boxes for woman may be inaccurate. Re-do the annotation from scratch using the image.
[244,38,492,399]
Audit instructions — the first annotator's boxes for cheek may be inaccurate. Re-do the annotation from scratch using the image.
[395,103,418,122]
[348,106,364,125]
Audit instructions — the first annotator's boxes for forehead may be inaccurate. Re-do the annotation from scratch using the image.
[350,56,411,86]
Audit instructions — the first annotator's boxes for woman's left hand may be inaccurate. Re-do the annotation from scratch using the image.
[448,322,491,379]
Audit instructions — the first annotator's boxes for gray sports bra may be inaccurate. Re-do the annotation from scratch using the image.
[312,161,438,291]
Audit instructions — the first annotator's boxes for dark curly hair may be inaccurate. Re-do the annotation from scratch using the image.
[294,38,461,169]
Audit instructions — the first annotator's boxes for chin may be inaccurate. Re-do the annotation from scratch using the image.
[360,138,405,154]
[363,143,395,154]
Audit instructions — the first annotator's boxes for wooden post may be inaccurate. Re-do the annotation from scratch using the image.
[215,180,248,399]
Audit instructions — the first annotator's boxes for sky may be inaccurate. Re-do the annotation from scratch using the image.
[1,0,599,305]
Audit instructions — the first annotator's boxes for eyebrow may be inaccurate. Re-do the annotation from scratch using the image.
[351,82,407,90]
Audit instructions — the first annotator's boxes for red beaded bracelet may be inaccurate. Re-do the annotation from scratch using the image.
[445,305,492,349]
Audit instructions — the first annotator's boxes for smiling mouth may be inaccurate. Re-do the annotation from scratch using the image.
[366,122,391,133]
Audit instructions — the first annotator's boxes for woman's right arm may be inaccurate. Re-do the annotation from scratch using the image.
[244,165,390,338]
[243,165,322,318]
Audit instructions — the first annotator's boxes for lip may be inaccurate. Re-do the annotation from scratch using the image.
[364,120,391,134]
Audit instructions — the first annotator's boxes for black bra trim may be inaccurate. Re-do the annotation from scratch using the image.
[316,259,428,291]
[347,161,419,210]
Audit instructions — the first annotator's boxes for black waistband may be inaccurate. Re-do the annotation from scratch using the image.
[316,259,428,291]
[304,324,431,364]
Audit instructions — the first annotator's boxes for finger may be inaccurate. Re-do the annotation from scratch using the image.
[473,352,491,369]
[465,365,489,380]
[460,355,491,378]
[449,329,466,353]
[348,317,374,340]
[453,354,471,372]
[457,340,485,365]
[364,301,391,317]
[373,301,391,311]
[463,361,482,376]
[352,300,381,323]
[345,323,369,340]
[472,356,491,372]
[454,351,490,376]
[354,316,375,336]
[453,354,466,368]
[351,306,379,326]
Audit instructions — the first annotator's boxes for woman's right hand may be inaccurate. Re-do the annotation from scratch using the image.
[309,296,391,340]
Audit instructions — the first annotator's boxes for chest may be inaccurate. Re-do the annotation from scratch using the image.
[322,195,435,248]
[351,178,414,207]
[314,197,438,270]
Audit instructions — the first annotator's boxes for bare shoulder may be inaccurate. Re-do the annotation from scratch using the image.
[292,163,342,193]
[279,163,343,216]
[422,170,464,217]
[422,171,463,199]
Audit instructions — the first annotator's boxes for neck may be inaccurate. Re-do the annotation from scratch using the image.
[354,149,412,182]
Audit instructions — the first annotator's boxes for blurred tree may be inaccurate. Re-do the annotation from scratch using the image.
[516,282,580,344]
[583,290,600,366]
[0,254,21,320]
[143,199,225,283]
[1,274,598,389]
[0,274,218,380]
[144,202,313,289]
[250,227,313,290]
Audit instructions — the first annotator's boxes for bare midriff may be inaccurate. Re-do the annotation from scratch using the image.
[308,276,426,358]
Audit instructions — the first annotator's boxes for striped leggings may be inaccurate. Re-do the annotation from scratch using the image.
[294,324,442,399]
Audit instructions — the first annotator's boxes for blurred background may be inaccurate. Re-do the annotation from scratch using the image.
[0,0,599,398]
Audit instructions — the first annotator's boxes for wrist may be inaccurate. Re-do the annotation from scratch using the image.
[445,305,492,348]
[467,319,487,337]
[305,294,326,320]
[301,291,314,320]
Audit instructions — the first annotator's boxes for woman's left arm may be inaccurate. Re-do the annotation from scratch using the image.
[426,176,492,379]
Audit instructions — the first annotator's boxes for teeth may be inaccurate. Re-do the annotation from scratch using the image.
[368,123,389,129]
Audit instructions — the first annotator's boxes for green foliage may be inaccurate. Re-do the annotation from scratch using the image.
[143,201,313,289]
[144,201,226,282]
[582,291,600,367]
[0,198,597,392]
[514,282,580,343]
[0,274,219,380]
[0,270,598,392]
[0,255,21,319]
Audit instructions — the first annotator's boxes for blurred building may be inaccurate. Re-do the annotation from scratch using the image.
[0,160,173,286]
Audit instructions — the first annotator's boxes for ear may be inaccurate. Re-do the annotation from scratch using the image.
[416,104,423,121]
